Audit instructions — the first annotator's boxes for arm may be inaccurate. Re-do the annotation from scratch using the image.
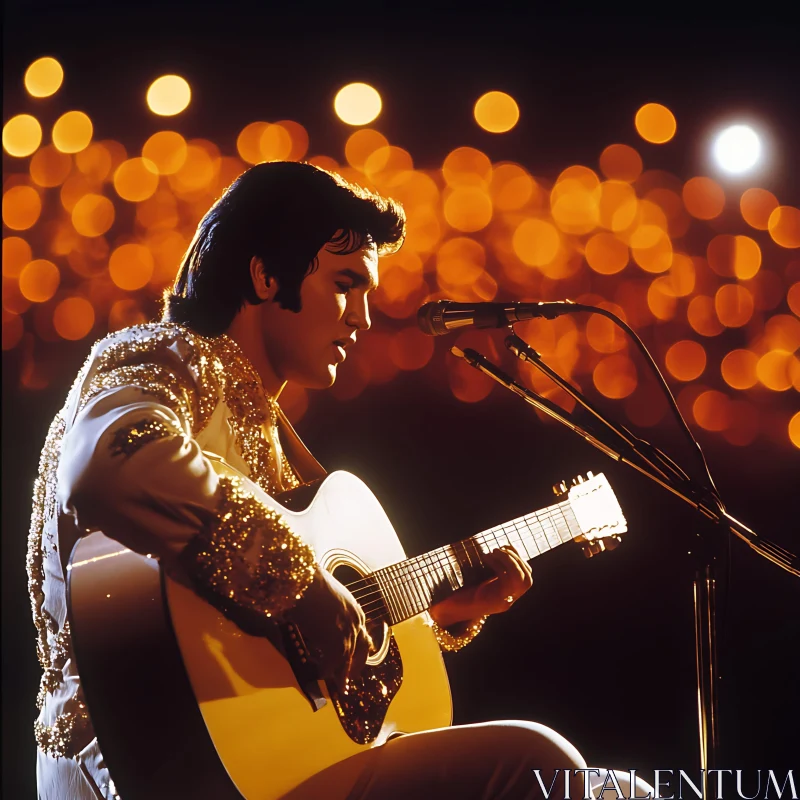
[57,333,315,623]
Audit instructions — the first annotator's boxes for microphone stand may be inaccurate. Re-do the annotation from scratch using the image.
[449,337,798,797]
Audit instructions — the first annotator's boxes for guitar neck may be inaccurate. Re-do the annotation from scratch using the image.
[366,499,581,626]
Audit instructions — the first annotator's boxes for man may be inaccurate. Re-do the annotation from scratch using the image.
[30,161,650,799]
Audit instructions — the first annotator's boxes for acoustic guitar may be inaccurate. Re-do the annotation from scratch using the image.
[67,464,626,799]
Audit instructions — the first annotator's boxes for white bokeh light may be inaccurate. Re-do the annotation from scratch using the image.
[713,125,762,174]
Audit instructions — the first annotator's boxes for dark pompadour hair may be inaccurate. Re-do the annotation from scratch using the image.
[162,161,406,336]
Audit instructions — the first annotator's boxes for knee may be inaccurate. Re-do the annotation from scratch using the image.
[472,720,586,775]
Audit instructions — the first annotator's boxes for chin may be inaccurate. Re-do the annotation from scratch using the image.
[296,365,337,390]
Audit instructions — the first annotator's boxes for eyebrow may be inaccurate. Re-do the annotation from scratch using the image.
[337,268,378,292]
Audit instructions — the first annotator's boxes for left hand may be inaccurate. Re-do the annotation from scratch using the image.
[429,545,533,629]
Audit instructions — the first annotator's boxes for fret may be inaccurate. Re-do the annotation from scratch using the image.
[511,519,534,560]
[541,512,562,550]
[404,556,428,617]
[526,513,551,554]
[558,502,581,539]
[392,562,413,619]
[376,567,401,625]
[554,503,573,543]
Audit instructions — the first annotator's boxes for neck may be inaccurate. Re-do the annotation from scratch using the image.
[225,307,286,399]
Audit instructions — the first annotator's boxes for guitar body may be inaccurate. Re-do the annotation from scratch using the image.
[68,470,452,800]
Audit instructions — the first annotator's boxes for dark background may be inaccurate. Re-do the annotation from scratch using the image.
[4,5,799,796]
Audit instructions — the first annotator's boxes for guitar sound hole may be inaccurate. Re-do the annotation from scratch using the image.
[333,564,387,656]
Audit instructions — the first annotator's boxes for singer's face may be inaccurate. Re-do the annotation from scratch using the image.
[260,238,378,389]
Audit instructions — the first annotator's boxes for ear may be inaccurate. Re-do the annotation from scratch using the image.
[249,256,278,302]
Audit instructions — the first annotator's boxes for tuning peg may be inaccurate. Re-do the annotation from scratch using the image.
[587,471,594,479]
[552,480,568,497]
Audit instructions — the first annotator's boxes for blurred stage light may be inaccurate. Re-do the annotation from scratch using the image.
[334,83,381,125]
[713,124,761,174]
[474,91,519,133]
[147,75,191,116]
[24,57,64,98]
[3,114,42,157]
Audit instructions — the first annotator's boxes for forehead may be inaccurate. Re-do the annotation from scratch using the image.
[316,242,379,288]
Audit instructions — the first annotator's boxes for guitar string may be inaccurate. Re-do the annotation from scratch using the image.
[359,505,582,625]
[354,504,576,624]
[353,503,573,618]
[352,504,579,623]
[343,501,570,597]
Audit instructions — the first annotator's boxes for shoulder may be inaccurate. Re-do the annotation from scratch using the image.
[79,322,229,432]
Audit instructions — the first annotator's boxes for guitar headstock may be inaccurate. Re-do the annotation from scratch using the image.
[553,472,627,558]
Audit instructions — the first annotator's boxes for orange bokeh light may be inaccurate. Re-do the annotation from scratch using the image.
[632,226,673,273]
[473,91,520,133]
[739,188,778,230]
[634,103,676,144]
[114,158,160,202]
[443,187,493,232]
[259,123,294,161]
[142,131,188,175]
[767,206,800,248]
[71,194,115,237]
[687,295,724,337]
[715,284,754,328]
[2,236,32,278]
[682,177,725,220]
[19,259,60,302]
[490,163,536,211]
[3,114,42,158]
[24,56,64,98]
[598,180,638,231]
[721,349,758,390]
[647,277,677,320]
[345,129,389,172]
[665,340,706,381]
[789,412,800,449]
[706,234,761,279]
[512,219,560,267]
[442,147,492,188]
[551,177,600,235]
[599,144,643,182]
[52,111,93,154]
[2,186,42,231]
[236,122,269,164]
[787,282,800,316]
[756,350,795,391]
[53,296,95,340]
[585,232,629,275]
[75,142,113,182]
[30,146,72,188]
[108,243,155,290]
[593,354,638,398]
[693,390,732,431]
[585,304,627,353]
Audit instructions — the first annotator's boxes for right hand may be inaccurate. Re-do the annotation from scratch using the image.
[285,566,373,692]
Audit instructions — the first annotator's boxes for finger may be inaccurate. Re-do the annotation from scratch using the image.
[348,626,372,680]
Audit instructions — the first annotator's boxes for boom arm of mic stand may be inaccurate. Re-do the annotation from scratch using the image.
[450,345,800,577]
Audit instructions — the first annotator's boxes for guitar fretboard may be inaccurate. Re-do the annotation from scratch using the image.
[355,499,580,626]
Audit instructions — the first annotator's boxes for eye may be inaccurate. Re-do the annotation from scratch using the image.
[335,281,353,294]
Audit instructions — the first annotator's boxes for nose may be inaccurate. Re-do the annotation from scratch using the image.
[346,295,371,331]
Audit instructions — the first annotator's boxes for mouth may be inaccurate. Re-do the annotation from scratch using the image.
[331,338,353,364]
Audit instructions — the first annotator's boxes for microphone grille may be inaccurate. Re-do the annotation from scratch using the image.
[416,301,446,336]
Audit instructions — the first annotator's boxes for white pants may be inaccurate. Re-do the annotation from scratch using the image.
[38,723,657,799]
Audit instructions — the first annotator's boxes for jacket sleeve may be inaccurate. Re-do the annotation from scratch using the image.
[56,332,316,621]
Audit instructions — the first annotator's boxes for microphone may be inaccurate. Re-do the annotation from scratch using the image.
[417,300,577,336]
